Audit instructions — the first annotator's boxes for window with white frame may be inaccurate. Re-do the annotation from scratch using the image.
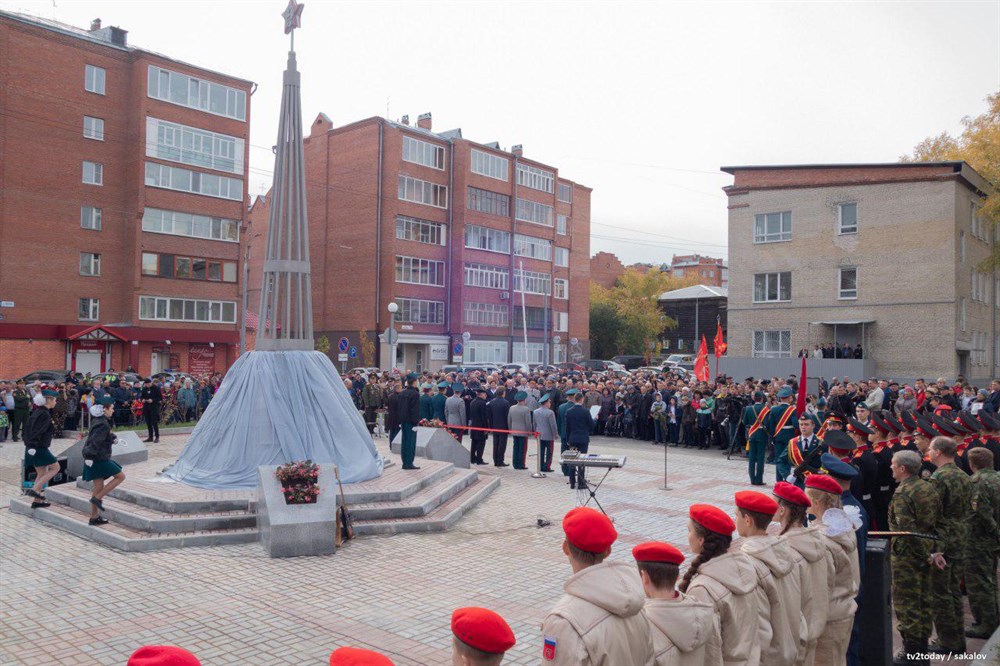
[142,252,237,282]
[85,65,105,94]
[466,340,508,364]
[514,234,552,261]
[147,65,246,121]
[142,208,239,242]
[464,263,509,290]
[139,296,237,323]
[513,268,551,295]
[81,206,102,230]
[402,135,445,170]
[972,271,987,302]
[79,252,101,276]
[396,216,446,245]
[79,298,99,321]
[554,247,569,267]
[838,203,857,235]
[394,297,444,325]
[83,161,103,185]
[464,302,509,328]
[557,181,572,203]
[557,214,568,235]
[838,267,857,299]
[960,231,966,263]
[470,149,508,180]
[753,272,791,302]
[146,118,244,174]
[516,164,555,193]
[144,162,243,201]
[465,224,510,253]
[467,187,510,216]
[516,198,554,226]
[83,116,105,141]
[552,343,567,363]
[960,297,967,332]
[972,202,986,240]
[395,256,445,287]
[554,278,568,299]
[753,211,792,243]
[513,342,546,364]
[555,311,569,332]
[752,330,791,358]
[398,175,448,208]
[513,307,550,330]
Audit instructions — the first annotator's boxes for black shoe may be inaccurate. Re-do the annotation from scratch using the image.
[494,463,508,467]
[401,465,421,470]
[25,489,45,500]
[12,437,19,442]
[143,438,153,443]
[474,461,489,466]
[30,501,51,509]
[542,468,553,473]
[928,641,963,655]
[153,437,159,443]
[966,625,995,639]
[88,517,109,526]
[89,496,105,511]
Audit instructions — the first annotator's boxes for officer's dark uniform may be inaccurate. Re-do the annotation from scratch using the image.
[487,391,510,467]
[468,392,489,465]
[397,377,421,469]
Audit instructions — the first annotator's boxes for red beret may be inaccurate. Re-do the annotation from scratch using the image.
[773,481,811,507]
[128,646,201,666]
[632,541,684,565]
[689,504,735,535]
[734,490,779,516]
[451,607,516,654]
[805,473,843,495]
[562,507,617,553]
[329,647,394,666]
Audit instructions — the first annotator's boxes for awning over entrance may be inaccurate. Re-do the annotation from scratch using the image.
[810,320,876,326]
[66,324,128,342]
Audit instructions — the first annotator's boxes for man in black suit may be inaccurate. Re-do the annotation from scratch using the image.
[565,391,595,493]
[468,387,490,465]
[140,378,162,443]
[487,387,510,467]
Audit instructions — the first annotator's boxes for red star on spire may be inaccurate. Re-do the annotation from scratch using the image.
[282,0,304,35]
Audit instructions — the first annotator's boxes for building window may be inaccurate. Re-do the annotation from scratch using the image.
[753,272,791,303]
[557,181,573,203]
[395,256,445,286]
[516,164,555,193]
[555,311,569,332]
[470,149,508,180]
[512,342,545,364]
[141,252,237,283]
[396,216,446,245]
[753,211,792,243]
[83,161,103,185]
[513,268,551,295]
[838,267,858,300]
[142,208,239,243]
[402,135,445,170]
[514,234,552,261]
[557,214,568,235]
[465,224,510,254]
[146,118,244,175]
[464,263,509,290]
[398,175,447,208]
[554,278,568,299]
[838,203,858,235]
[972,270,989,303]
[960,231,966,263]
[85,65,105,95]
[83,116,105,141]
[513,306,550,330]
[752,330,791,358]
[960,297,967,332]
[554,247,569,267]
[81,206,102,230]
[466,340,508,364]
[79,298,100,321]
[552,343,567,363]
[467,187,510,217]
[147,65,247,121]
[79,253,101,276]
[144,162,243,201]
[139,296,237,323]
[394,297,444,325]
[516,198,554,226]
[464,302,509,328]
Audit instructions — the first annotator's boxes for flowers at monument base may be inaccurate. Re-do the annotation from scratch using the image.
[275,460,321,505]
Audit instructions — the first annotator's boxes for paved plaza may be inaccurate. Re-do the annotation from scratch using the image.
[0,434,993,665]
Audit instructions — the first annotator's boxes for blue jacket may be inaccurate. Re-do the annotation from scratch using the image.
[565,404,594,446]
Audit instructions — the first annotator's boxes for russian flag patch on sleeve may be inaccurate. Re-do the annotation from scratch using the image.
[543,636,557,660]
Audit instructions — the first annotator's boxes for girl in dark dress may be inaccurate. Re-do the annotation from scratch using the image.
[82,396,125,526]
[23,389,60,508]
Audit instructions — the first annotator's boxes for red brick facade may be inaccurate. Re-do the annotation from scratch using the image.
[667,254,727,288]
[590,251,626,289]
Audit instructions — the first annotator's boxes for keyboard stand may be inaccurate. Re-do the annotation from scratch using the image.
[581,467,614,515]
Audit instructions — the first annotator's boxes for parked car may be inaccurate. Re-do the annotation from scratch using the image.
[579,360,612,372]
[501,363,531,374]
[461,363,501,374]
[611,355,646,370]
[556,362,585,373]
[350,367,382,376]
[20,370,71,384]
[665,354,696,367]
[440,365,462,375]
[151,372,195,385]
[530,364,559,374]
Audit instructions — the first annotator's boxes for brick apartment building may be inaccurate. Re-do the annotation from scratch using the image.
[666,254,728,288]
[590,251,626,289]
[0,11,251,378]
[723,162,998,383]
[248,112,591,372]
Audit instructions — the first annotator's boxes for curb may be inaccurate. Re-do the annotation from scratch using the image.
[971,625,1000,666]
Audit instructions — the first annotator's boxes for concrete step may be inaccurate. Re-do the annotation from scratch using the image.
[348,468,478,520]
[339,461,457,504]
[46,485,257,534]
[75,478,252,514]
[9,497,259,552]
[352,474,500,536]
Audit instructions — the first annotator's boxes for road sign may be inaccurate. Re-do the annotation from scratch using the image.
[348,346,357,359]
[452,355,463,363]
[337,353,348,362]
[453,342,463,355]
[0,301,13,308]
[338,337,349,353]
[382,327,398,345]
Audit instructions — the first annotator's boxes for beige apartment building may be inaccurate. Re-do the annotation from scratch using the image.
[723,162,998,383]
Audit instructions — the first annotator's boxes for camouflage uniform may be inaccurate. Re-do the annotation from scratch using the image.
[361,382,383,434]
[967,467,1000,634]
[929,461,973,652]
[889,475,940,649]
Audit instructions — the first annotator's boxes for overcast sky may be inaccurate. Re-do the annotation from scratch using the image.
[6,0,998,264]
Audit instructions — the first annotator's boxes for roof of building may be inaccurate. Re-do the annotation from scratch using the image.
[658,284,728,301]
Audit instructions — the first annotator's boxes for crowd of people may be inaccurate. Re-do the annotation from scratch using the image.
[799,343,865,359]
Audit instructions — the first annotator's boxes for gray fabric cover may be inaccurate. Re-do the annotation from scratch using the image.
[165,350,383,488]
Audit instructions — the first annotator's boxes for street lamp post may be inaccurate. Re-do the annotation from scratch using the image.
[387,302,398,371]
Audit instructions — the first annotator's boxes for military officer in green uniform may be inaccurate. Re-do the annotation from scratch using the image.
[419,383,434,421]
[889,449,940,665]
[966,447,1000,639]
[10,379,30,441]
[398,374,422,470]
[927,436,973,655]
[361,376,384,434]
[742,390,770,486]
[766,387,797,485]
[432,381,448,422]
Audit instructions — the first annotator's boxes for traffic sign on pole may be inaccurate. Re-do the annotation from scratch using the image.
[348,346,357,359]
[338,337,349,353]
[453,342,463,356]
[337,353,348,362]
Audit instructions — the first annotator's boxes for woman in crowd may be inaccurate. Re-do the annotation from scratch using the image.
[52,384,70,438]
[650,391,666,444]
[82,396,126,527]
[23,389,60,508]
[177,380,197,423]
[597,387,614,436]
[666,396,681,446]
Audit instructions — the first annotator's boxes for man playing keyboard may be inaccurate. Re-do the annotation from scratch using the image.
[565,390,596,500]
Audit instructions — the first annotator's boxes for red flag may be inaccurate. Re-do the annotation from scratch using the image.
[694,335,710,382]
[796,355,808,418]
[713,322,727,358]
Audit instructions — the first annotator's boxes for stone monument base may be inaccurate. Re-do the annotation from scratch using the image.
[54,431,148,479]
[390,426,471,469]
[256,463,341,558]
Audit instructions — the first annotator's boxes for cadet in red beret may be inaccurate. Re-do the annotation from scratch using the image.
[127,646,201,666]
[680,504,760,665]
[451,607,515,665]
[540,507,653,665]
[805,473,843,496]
[329,647,394,666]
[633,542,723,665]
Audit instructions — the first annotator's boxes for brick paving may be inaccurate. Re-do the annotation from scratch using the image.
[0,435,992,665]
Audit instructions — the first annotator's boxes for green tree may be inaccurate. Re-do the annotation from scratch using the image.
[902,90,999,269]
[359,330,375,367]
[315,335,330,355]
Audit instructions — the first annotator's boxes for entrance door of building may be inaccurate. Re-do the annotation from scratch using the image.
[75,350,102,376]
[414,349,423,373]
[958,351,970,379]
[151,351,171,375]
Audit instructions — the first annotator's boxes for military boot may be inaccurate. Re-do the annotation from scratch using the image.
[965,624,996,639]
